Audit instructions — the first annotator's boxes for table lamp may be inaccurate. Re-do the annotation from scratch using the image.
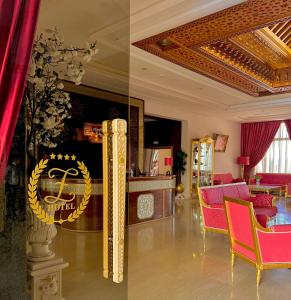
[237,156,250,179]
[164,157,173,175]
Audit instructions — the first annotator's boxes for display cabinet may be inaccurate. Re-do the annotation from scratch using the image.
[190,136,214,197]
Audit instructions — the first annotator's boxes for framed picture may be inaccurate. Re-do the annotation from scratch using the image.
[213,134,229,152]
[83,122,103,143]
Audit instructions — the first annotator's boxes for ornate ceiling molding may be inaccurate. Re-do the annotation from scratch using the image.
[133,0,291,97]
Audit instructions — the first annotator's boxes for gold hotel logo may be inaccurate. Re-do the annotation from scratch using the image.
[28,154,92,225]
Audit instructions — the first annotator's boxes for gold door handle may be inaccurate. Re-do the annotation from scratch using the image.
[102,119,127,283]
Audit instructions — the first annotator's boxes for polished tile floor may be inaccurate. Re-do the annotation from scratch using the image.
[53,197,291,300]
[53,227,128,299]
[128,197,291,300]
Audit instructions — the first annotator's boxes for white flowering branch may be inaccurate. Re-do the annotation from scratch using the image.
[25,28,98,154]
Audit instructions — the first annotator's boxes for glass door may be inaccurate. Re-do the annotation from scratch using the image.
[0,1,131,299]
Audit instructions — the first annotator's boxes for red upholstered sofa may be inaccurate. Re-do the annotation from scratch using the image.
[254,173,291,197]
[198,182,277,233]
[213,173,243,185]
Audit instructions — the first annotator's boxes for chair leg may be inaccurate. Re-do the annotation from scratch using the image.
[231,251,236,269]
[230,251,236,284]
[256,268,262,287]
[202,228,206,252]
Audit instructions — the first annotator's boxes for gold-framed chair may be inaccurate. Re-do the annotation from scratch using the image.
[224,197,291,286]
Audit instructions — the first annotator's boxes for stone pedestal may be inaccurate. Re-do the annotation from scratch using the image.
[28,256,69,300]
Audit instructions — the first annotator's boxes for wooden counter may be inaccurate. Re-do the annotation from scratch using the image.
[127,176,176,225]
[40,175,175,231]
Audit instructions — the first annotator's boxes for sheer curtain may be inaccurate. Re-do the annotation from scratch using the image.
[256,122,291,173]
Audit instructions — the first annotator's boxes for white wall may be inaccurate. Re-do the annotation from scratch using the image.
[144,99,241,196]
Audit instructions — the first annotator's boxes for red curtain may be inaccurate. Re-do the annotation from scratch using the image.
[0,0,41,183]
[284,120,291,140]
[241,121,281,178]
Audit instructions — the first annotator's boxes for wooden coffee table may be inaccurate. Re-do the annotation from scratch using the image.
[248,184,282,195]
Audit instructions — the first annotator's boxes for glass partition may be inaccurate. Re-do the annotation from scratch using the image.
[190,137,214,197]
[0,1,130,299]
[199,138,214,186]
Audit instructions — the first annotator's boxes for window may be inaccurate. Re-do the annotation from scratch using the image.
[256,122,291,173]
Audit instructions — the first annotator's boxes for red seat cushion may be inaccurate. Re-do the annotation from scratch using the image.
[254,207,277,217]
[255,214,268,227]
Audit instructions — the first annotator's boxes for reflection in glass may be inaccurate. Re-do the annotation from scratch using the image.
[144,147,173,176]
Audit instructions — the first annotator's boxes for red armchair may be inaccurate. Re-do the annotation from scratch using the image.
[224,197,291,286]
[198,183,277,235]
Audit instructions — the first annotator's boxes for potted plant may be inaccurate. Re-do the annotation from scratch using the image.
[255,174,262,185]
[25,28,98,164]
[175,150,187,193]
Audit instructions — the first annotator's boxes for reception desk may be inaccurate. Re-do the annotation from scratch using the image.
[127,176,175,225]
[40,175,175,231]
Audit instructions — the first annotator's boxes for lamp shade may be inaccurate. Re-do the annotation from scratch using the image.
[164,157,173,166]
[237,156,250,165]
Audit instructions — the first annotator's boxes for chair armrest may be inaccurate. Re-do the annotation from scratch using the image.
[257,229,291,263]
[249,194,274,207]
[271,224,291,232]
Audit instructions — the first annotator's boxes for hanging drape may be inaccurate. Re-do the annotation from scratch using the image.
[0,0,41,183]
[284,119,291,140]
[241,121,281,178]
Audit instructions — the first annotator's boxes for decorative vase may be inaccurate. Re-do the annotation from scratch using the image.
[27,205,57,262]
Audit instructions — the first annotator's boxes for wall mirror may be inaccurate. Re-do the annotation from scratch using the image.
[190,137,214,196]
[144,147,173,176]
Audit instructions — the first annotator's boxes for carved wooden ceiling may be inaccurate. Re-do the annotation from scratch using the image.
[133,0,291,97]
